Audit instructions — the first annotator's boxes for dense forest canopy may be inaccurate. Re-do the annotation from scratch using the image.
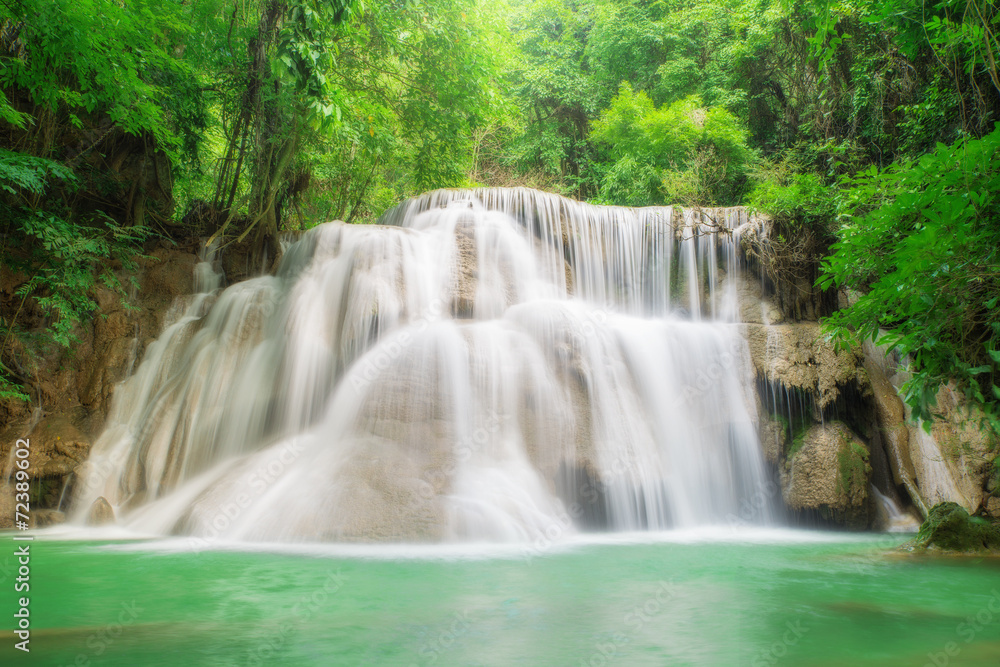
[0,0,998,432]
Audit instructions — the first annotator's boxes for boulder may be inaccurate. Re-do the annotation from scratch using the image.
[913,501,1000,552]
[985,496,1000,520]
[781,422,871,528]
[87,496,116,525]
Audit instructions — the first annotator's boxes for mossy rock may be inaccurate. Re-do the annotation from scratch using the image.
[837,439,870,500]
[914,502,1000,552]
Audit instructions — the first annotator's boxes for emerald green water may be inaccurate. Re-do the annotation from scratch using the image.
[3,532,1000,666]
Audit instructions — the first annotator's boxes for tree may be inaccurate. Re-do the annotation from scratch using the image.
[591,85,752,205]
[820,128,1000,431]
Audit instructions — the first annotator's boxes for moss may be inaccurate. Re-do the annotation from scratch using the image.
[30,478,52,506]
[836,438,870,499]
[771,412,789,433]
[787,429,807,459]
[785,417,812,461]
[989,455,1000,497]
[940,435,961,463]
[914,502,1000,552]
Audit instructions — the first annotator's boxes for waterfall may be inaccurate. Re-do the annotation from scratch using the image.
[871,485,921,533]
[74,188,774,542]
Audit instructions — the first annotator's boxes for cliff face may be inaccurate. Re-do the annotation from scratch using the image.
[864,341,996,518]
[734,267,880,528]
[739,218,998,530]
[0,241,211,528]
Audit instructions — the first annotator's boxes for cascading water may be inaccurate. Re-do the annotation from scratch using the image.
[74,188,775,542]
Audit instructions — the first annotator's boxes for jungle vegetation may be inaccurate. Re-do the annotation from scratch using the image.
[0,0,997,430]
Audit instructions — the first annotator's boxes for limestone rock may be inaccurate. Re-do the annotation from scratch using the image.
[743,322,868,409]
[737,216,835,321]
[0,483,13,530]
[451,222,478,318]
[926,384,994,514]
[32,509,66,528]
[87,496,116,525]
[985,496,1000,520]
[0,411,97,523]
[782,422,871,527]
[736,274,785,325]
[0,489,68,529]
[758,415,787,465]
[862,341,924,515]
[139,247,198,310]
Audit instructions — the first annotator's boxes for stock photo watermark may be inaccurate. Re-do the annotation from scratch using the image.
[408,610,473,666]
[243,569,348,666]
[748,620,810,667]
[10,436,33,654]
[924,588,1000,667]
[61,601,143,667]
[580,579,678,666]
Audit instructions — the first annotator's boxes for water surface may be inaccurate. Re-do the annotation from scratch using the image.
[4,530,999,666]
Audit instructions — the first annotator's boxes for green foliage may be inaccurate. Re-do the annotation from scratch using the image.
[0,131,149,400]
[501,0,601,194]
[487,0,998,198]
[0,373,30,402]
[1,0,205,162]
[591,86,752,205]
[820,127,1000,432]
[747,151,838,234]
[593,157,664,207]
[0,151,76,196]
[14,212,150,347]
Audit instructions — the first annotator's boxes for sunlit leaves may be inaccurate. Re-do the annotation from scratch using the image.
[821,127,1000,430]
[0,0,204,164]
[591,85,752,205]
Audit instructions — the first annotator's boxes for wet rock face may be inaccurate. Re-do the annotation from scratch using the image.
[736,274,785,325]
[781,422,872,528]
[924,385,995,513]
[985,496,1000,520]
[737,217,836,322]
[87,496,116,525]
[450,222,478,318]
[0,241,212,521]
[743,322,869,410]
[757,414,787,465]
[864,340,996,518]
[0,413,94,528]
[914,502,1000,552]
[862,342,920,513]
